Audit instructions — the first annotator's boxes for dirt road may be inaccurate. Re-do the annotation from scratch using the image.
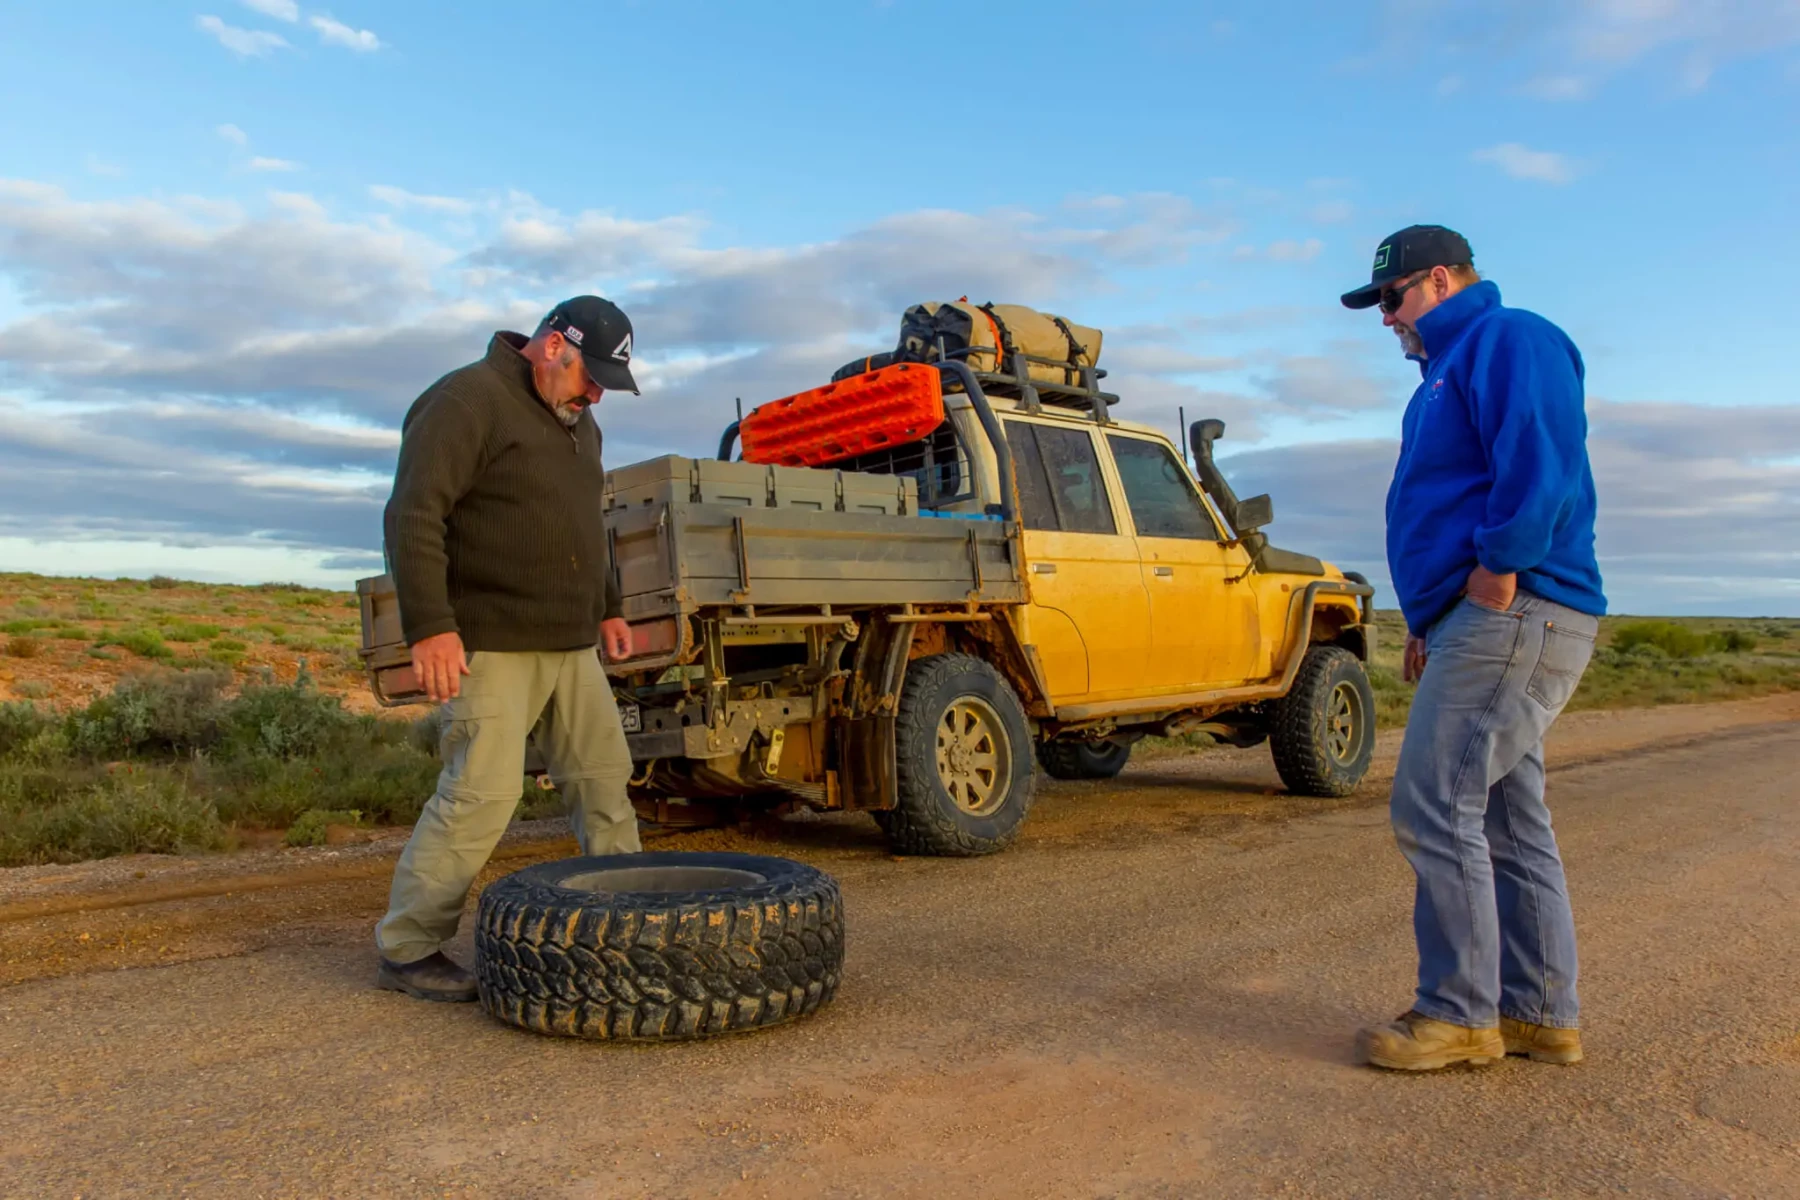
[4,694,1798,1199]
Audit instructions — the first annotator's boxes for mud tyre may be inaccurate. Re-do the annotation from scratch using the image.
[1269,645,1375,797]
[1036,738,1132,780]
[881,653,1036,857]
[473,852,843,1041]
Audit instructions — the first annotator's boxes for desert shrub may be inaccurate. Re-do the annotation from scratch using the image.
[0,702,54,759]
[1611,621,1709,659]
[99,628,173,659]
[0,769,226,866]
[163,622,223,643]
[5,636,41,658]
[64,669,231,758]
[215,678,361,760]
[147,575,182,590]
[1713,630,1758,653]
[14,680,52,701]
[2,618,55,634]
[284,808,364,847]
[53,625,90,641]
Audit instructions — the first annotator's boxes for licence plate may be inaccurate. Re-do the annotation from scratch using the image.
[619,702,641,734]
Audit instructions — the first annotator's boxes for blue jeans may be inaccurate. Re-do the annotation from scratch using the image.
[1390,590,1598,1030]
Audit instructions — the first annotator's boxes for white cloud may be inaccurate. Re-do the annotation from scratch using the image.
[4,174,1794,612]
[1472,142,1579,184]
[1521,73,1593,100]
[1267,238,1324,262]
[1309,201,1354,225]
[240,0,299,20]
[248,156,302,172]
[1232,238,1324,262]
[369,185,475,215]
[217,123,250,147]
[85,156,125,178]
[196,14,289,57]
[310,14,382,52]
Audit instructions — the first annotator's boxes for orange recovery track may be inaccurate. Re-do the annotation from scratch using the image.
[739,362,945,467]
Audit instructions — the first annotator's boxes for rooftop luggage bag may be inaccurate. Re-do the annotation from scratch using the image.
[897,301,1102,387]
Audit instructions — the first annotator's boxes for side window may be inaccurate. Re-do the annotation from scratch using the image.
[1003,421,1117,535]
[1002,420,1060,531]
[1107,435,1220,540]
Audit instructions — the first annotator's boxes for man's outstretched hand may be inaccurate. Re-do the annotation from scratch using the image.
[600,617,633,662]
[411,631,469,703]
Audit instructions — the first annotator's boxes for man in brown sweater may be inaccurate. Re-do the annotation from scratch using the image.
[374,296,643,1002]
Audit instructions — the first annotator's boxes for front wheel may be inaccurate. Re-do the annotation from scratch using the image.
[1269,645,1375,797]
[882,653,1036,857]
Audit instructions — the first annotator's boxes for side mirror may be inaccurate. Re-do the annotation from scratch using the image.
[1233,493,1273,533]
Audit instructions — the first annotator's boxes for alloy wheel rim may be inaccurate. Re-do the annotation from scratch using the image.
[1327,681,1364,763]
[935,695,1011,816]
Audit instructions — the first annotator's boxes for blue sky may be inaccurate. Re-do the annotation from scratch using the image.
[1,0,1797,614]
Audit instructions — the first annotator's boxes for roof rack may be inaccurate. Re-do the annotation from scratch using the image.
[936,339,1120,425]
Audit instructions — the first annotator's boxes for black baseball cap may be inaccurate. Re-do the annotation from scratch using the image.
[1340,225,1474,309]
[542,295,640,394]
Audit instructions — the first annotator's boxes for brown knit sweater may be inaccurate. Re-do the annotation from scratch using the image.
[383,332,623,651]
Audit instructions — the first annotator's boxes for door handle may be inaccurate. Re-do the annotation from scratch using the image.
[1031,562,1057,575]
[1152,565,1174,577]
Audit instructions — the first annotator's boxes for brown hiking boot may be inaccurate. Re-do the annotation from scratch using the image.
[1357,1011,1505,1071]
[1500,1017,1584,1064]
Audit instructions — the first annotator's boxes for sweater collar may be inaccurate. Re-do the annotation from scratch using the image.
[486,332,544,402]
[1415,279,1501,362]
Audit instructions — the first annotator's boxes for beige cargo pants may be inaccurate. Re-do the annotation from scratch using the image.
[375,648,639,964]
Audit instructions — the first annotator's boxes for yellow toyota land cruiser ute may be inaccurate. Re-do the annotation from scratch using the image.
[358,305,1376,859]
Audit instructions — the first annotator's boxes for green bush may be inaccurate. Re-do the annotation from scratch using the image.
[1611,621,1710,659]
[0,769,226,866]
[1713,630,1758,653]
[147,575,182,590]
[0,702,53,759]
[99,628,173,659]
[2,618,55,634]
[163,623,223,643]
[216,680,359,760]
[284,808,364,847]
[64,669,232,758]
[211,637,248,652]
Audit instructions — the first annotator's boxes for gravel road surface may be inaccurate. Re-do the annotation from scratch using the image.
[3,694,1798,1199]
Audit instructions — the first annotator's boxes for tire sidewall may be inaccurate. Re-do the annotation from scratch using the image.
[897,655,1035,846]
[1311,650,1375,785]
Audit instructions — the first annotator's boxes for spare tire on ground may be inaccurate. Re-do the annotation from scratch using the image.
[473,852,844,1042]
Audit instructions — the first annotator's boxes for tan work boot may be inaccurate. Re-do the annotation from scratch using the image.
[1500,1017,1584,1064]
[1357,1011,1505,1071]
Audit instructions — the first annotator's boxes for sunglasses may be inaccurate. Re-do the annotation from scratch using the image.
[1378,272,1431,315]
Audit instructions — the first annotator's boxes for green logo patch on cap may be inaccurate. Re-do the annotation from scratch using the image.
[1373,244,1392,271]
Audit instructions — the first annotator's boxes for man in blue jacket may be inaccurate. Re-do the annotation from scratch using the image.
[1341,226,1607,1070]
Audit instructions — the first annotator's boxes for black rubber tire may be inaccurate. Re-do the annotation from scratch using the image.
[472,851,843,1041]
[882,653,1036,857]
[1269,645,1376,797]
[1036,738,1132,780]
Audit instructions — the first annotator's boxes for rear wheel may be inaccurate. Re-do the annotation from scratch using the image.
[1269,645,1375,797]
[882,653,1036,857]
[1037,738,1132,780]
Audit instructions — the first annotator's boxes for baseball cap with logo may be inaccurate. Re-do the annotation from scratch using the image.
[541,295,640,394]
[1339,225,1474,309]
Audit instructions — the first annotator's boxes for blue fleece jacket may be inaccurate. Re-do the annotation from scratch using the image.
[1386,281,1606,635]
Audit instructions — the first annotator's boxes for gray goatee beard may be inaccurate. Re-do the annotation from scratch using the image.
[1395,324,1425,358]
[554,401,586,428]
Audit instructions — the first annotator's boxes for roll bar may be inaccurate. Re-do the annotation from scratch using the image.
[712,362,1016,524]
